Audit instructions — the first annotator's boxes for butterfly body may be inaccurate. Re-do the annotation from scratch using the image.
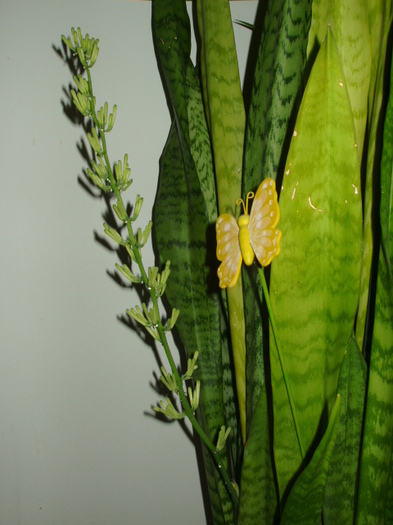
[216,178,282,289]
[238,214,254,266]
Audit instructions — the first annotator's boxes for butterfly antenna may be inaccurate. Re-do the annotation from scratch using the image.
[245,191,254,214]
[236,197,246,214]
[236,191,254,215]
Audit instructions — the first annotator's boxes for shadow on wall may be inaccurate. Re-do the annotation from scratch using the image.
[53,38,215,525]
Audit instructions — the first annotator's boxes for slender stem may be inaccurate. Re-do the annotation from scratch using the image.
[258,267,305,459]
[157,324,239,509]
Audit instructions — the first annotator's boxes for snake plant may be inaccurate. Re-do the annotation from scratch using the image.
[62,0,393,522]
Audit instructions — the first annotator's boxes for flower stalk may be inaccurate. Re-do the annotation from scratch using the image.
[62,26,238,512]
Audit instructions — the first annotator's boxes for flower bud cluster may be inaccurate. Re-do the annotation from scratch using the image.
[159,351,199,394]
[62,27,99,69]
[126,302,179,341]
[62,26,211,451]
[154,380,201,420]
[114,155,132,192]
[154,352,200,420]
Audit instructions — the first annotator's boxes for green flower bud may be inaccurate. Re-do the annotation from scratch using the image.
[61,34,75,52]
[159,366,178,393]
[141,221,152,247]
[188,380,200,412]
[114,154,132,189]
[165,308,180,332]
[71,89,90,116]
[76,46,86,67]
[147,266,159,289]
[106,105,117,132]
[160,260,171,285]
[131,194,143,221]
[216,426,231,452]
[71,27,80,48]
[125,244,137,262]
[89,40,99,67]
[91,156,108,180]
[115,263,141,284]
[86,168,111,192]
[87,127,103,155]
[183,351,198,380]
[154,398,185,420]
[145,325,160,341]
[73,74,89,95]
[127,305,148,327]
[142,303,160,327]
[96,102,108,130]
[113,199,128,222]
[103,223,124,245]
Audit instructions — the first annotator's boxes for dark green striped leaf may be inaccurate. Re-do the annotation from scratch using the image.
[356,245,393,524]
[380,41,393,280]
[356,43,393,524]
[242,0,312,435]
[238,386,278,525]
[196,0,248,444]
[355,0,392,350]
[280,396,341,524]
[243,0,312,190]
[323,336,366,524]
[152,1,237,522]
[154,122,234,525]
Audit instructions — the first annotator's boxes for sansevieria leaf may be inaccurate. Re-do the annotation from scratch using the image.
[152,1,236,522]
[306,0,371,162]
[269,30,362,502]
[323,336,366,524]
[242,0,312,438]
[196,0,247,444]
[356,1,392,350]
[356,43,393,525]
[280,395,341,524]
[237,387,278,525]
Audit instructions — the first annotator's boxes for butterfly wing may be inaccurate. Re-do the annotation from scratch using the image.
[249,178,282,267]
[216,214,242,288]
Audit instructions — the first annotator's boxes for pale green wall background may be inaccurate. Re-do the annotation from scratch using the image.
[0,1,257,523]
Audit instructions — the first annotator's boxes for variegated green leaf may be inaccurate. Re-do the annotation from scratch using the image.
[238,387,278,525]
[196,0,245,216]
[306,0,371,162]
[196,0,247,443]
[280,396,341,524]
[323,336,366,524]
[356,244,393,524]
[154,123,234,525]
[356,42,393,524]
[242,0,312,437]
[380,40,393,281]
[244,0,312,189]
[269,30,362,501]
[356,1,392,350]
[152,1,237,522]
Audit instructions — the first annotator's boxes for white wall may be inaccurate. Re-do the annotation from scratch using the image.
[0,1,257,524]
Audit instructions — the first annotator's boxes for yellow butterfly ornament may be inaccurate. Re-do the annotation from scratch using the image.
[216,178,282,289]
